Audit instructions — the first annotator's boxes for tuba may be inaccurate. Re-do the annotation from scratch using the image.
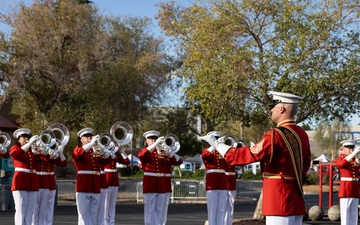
[110,121,133,146]
[0,131,11,153]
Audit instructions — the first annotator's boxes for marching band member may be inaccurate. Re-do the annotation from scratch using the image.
[224,162,237,225]
[10,128,43,225]
[104,147,130,225]
[201,131,227,225]
[98,154,112,225]
[138,130,183,225]
[199,91,311,225]
[336,139,360,225]
[72,128,109,225]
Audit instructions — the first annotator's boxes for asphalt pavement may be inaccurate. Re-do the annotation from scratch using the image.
[0,193,340,225]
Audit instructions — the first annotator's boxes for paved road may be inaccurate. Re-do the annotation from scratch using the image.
[0,192,340,225]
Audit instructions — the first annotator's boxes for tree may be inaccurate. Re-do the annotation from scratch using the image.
[314,119,351,160]
[0,0,178,136]
[156,0,360,129]
[156,0,360,219]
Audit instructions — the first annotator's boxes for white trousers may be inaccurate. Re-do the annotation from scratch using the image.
[144,193,170,225]
[13,190,38,225]
[105,186,118,225]
[340,197,359,225]
[97,188,107,225]
[76,192,100,225]
[266,215,303,225]
[206,190,227,225]
[32,188,49,225]
[46,190,56,225]
[224,190,236,225]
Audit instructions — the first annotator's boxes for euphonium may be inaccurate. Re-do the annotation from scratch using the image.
[0,131,11,153]
[219,135,238,148]
[47,123,70,147]
[32,130,56,155]
[110,121,133,146]
[93,133,115,156]
[158,133,180,156]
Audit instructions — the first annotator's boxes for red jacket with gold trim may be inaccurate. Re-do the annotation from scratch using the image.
[10,144,47,191]
[72,146,101,193]
[202,149,227,191]
[138,148,182,193]
[336,155,360,198]
[105,151,130,187]
[225,164,237,191]
[224,120,311,216]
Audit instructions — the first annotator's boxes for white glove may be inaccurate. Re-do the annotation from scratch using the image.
[345,146,360,161]
[120,149,128,159]
[59,152,66,161]
[103,151,110,159]
[147,136,165,152]
[173,154,181,162]
[21,135,39,152]
[206,146,215,153]
[82,134,99,152]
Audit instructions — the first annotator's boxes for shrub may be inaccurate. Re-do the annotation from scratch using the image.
[241,170,261,180]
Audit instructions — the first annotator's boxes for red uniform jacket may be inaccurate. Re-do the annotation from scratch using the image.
[100,157,112,189]
[202,149,227,191]
[105,152,130,187]
[0,151,10,158]
[47,156,68,190]
[10,144,47,191]
[138,148,182,193]
[225,164,237,191]
[72,146,101,193]
[224,120,311,216]
[336,155,360,198]
[34,155,51,189]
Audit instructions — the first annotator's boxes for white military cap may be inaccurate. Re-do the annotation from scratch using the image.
[13,128,31,139]
[77,128,94,137]
[206,131,222,137]
[340,139,356,148]
[269,91,303,106]
[143,130,160,139]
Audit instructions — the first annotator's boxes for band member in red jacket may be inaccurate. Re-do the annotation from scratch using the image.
[336,139,360,225]
[72,128,109,225]
[224,163,237,225]
[199,91,311,225]
[32,144,68,225]
[10,128,43,225]
[202,131,227,225]
[138,130,183,225]
[104,148,130,225]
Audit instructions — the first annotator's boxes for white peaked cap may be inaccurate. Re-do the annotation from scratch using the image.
[269,91,303,104]
[206,131,222,137]
[77,128,94,137]
[13,128,31,139]
[143,130,160,139]
[340,139,356,147]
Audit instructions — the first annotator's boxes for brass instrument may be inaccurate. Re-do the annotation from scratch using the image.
[0,131,11,153]
[219,135,238,148]
[158,133,180,156]
[110,121,133,146]
[92,121,133,156]
[31,130,56,155]
[47,123,70,155]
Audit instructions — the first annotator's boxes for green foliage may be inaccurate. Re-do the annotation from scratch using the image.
[306,172,319,185]
[157,0,360,127]
[0,0,178,140]
[241,170,261,180]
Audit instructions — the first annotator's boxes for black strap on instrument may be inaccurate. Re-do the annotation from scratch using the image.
[274,126,304,199]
